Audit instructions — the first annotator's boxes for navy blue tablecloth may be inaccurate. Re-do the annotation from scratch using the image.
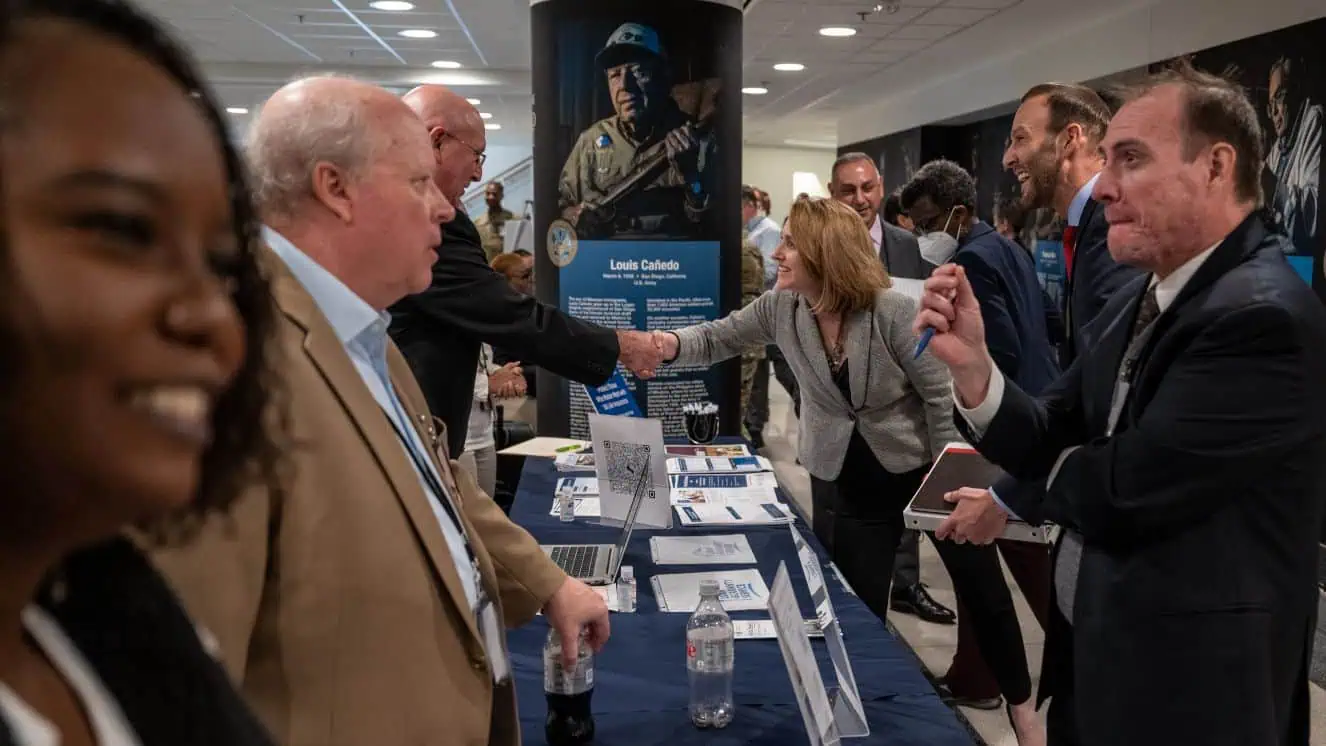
[507,440,974,746]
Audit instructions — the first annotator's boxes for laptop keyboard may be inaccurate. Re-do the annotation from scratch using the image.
[550,545,601,579]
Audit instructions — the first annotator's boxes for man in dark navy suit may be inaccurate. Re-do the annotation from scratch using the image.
[1003,82,1142,366]
[929,64,1326,746]
[900,160,1057,736]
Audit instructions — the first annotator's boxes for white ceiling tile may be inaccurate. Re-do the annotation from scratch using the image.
[888,24,962,40]
[944,0,1021,8]
[916,7,998,25]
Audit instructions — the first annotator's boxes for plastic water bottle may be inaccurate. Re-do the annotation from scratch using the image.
[617,566,636,613]
[559,494,576,523]
[544,629,595,745]
[687,579,735,728]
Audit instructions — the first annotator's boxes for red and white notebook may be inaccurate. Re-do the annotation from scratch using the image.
[902,443,1055,544]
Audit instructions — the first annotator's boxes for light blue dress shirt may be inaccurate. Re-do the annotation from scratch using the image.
[1067,172,1101,228]
[264,227,479,610]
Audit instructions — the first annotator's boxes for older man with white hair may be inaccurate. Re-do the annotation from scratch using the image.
[154,75,609,746]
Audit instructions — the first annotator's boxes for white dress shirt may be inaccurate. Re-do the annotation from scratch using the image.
[0,607,142,746]
[958,242,1221,514]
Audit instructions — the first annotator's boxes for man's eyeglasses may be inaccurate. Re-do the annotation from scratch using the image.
[439,131,486,167]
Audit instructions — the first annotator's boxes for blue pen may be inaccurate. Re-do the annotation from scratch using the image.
[913,328,935,359]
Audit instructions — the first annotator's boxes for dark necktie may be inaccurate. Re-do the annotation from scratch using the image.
[1057,280,1161,624]
[1129,284,1161,344]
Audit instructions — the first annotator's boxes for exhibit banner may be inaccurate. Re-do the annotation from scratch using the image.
[532,0,743,439]
[1155,18,1326,295]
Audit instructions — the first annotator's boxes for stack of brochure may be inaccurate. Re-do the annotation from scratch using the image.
[667,455,775,474]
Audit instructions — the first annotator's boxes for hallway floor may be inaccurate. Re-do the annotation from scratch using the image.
[755,379,1326,745]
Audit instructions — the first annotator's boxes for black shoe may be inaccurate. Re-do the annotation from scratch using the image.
[934,680,1003,711]
[890,583,956,625]
[748,430,765,450]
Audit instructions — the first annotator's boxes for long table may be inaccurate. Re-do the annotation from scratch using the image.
[505,444,975,746]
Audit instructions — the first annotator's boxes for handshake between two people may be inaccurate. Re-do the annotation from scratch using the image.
[614,329,681,380]
[914,263,1013,547]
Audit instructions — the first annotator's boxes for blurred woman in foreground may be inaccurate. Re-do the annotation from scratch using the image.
[652,198,961,620]
[0,0,282,743]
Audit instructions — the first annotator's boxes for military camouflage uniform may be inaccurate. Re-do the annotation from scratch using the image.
[740,231,766,428]
[558,104,714,239]
[473,208,516,262]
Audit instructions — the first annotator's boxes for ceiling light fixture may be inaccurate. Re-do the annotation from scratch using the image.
[430,60,462,69]
[467,98,481,105]
[819,26,857,37]
[773,62,805,72]
[369,1,414,10]
[399,29,436,38]
[226,107,249,115]
[484,123,502,131]
[479,112,493,119]
[741,86,768,95]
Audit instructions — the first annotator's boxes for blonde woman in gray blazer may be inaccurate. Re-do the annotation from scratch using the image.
[654,198,961,621]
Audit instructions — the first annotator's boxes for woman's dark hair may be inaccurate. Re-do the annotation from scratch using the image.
[1,0,286,537]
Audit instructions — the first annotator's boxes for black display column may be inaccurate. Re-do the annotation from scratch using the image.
[530,0,743,439]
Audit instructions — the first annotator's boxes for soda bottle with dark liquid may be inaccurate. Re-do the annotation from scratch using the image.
[544,629,595,745]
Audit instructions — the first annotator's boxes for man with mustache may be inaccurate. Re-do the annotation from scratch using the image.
[558,22,714,240]
[1003,83,1143,365]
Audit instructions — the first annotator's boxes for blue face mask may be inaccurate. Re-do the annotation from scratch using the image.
[916,207,960,265]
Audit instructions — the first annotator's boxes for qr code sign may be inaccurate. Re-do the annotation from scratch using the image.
[601,440,651,494]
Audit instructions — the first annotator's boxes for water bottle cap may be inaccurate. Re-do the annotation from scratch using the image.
[620,566,634,581]
[698,579,720,596]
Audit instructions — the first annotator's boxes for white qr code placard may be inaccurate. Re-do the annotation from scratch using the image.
[600,440,653,495]
[587,414,671,529]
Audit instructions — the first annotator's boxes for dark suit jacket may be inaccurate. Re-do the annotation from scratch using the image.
[389,211,619,456]
[1061,197,1144,365]
[0,539,275,746]
[959,214,1326,746]
[880,220,934,280]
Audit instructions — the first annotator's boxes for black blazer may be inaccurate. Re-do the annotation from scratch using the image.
[960,214,1326,746]
[389,211,619,456]
[954,222,1061,395]
[0,539,274,746]
[1061,197,1143,365]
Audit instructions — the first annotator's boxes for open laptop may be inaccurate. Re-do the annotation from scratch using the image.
[541,467,649,586]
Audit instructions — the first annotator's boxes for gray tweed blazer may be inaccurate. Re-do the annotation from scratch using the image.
[672,288,960,480]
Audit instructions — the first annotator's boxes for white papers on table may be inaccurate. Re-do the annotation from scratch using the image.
[675,502,794,527]
[651,569,770,612]
[670,472,780,490]
[554,452,597,471]
[547,497,601,518]
[670,486,779,505]
[555,477,599,496]
[649,534,758,565]
[667,455,774,474]
[592,583,623,612]
[733,618,826,640]
[498,437,589,458]
[664,444,753,458]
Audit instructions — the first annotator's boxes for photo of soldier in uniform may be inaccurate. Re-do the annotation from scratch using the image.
[1264,55,1321,256]
[557,22,720,240]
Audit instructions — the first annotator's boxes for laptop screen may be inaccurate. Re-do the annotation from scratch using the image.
[607,467,651,577]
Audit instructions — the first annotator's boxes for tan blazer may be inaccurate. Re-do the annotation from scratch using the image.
[153,255,566,746]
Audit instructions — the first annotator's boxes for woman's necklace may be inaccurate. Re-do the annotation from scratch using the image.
[813,309,846,372]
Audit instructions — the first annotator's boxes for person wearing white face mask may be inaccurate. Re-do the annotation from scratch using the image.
[899,160,1060,746]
